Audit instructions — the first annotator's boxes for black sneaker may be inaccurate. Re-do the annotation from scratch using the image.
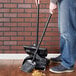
[50,55,62,63]
[49,64,74,73]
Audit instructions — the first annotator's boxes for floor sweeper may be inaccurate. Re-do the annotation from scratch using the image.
[21,0,53,72]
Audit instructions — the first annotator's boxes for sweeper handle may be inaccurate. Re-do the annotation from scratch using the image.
[36,0,40,46]
[38,0,40,4]
[35,0,40,4]
[32,13,53,62]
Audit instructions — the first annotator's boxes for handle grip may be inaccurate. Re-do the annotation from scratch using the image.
[38,0,40,4]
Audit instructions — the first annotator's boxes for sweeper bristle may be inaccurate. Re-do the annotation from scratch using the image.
[21,60,36,72]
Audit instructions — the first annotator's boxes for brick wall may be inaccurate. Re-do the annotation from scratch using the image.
[0,0,59,53]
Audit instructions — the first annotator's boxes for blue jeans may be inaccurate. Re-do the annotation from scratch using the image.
[58,0,76,69]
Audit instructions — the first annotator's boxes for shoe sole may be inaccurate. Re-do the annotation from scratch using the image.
[49,69,74,73]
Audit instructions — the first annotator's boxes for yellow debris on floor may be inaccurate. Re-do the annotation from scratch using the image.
[32,70,46,76]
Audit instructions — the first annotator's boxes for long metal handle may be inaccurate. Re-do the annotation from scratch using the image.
[36,4,40,46]
[32,14,52,62]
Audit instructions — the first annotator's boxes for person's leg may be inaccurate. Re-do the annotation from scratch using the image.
[68,0,76,60]
[49,0,76,73]
[59,0,76,69]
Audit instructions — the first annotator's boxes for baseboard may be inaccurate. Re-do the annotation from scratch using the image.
[0,53,60,59]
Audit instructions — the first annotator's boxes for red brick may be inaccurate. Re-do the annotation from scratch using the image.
[4,32,17,36]
[40,9,49,13]
[31,41,35,44]
[39,27,52,32]
[32,32,36,36]
[11,9,24,13]
[0,46,10,50]
[18,32,31,36]
[16,51,25,53]
[40,4,46,8]
[0,32,3,36]
[32,13,49,18]
[25,0,35,3]
[4,23,17,26]
[18,13,31,17]
[39,18,48,22]
[11,46,23,50]
[32,32,59,37]
[25,37,36,41]
[4,41,17,45]
[11,27,24,31]
[4,4,17,8]
[0,27,10,31]
[46,28,52,32]
[0,23,3,26]
[43,37,51,41]
[0,9,10,12]
[46,46,59,51]
[32,4,36,8]
[11,37,24,40]
[0,41,3,45]
[51,18,58,23]
[52,28,59,32]
[40,0,49,3]
[0,0,10,3]
[0,13,3,17]
[39,23,46,27]
[31,41,45,46]
[0,4,3,8]
[18,4,31,8]
[18,41,31,45]
[18,23,31,27]
[32,32,58,37]
[32,32,44,37]
[25,27,36,31]
[25,18,36,22]
[39,28,44,32]
[46,41,59,46]
[38,36,50,42]
[40,42,46,46]
[4,13,17,17]
[32,23,45,27]
[0,51,3,53]
[31,14,37,17]
[50,45,60,49]
[51,37,60,41]
[25,9,37,13]
[11,18,24,22]
[31,23,37,27]
[4,50,17,53]
[0,37,10,40]
[39,14,49,17]
[48,23,58,27]
[0,18,10,22]
[45,32,59,36]
[11,0,23,3]
[45,4,49,9]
